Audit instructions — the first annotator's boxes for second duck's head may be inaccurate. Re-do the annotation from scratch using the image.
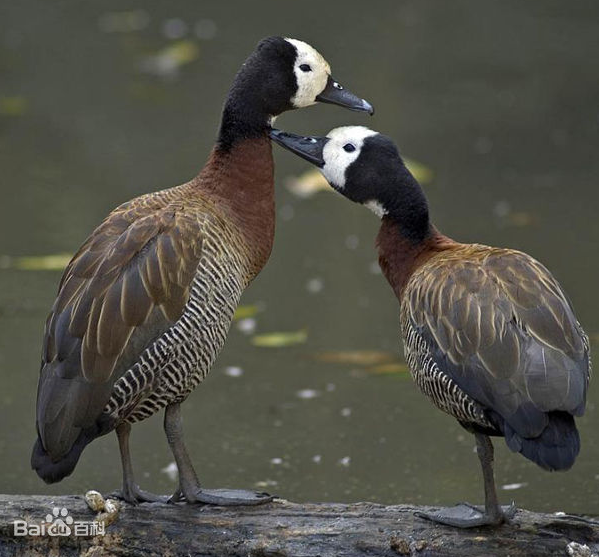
[270,126,431,243]
[222,38,373,136]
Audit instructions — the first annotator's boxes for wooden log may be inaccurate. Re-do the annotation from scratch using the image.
[0,494,598,557]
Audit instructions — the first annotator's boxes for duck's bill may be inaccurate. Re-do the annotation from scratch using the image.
[270,129,329,167]
[316,76,374,115]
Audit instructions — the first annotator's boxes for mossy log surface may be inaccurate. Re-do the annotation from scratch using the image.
[0,494,598,557]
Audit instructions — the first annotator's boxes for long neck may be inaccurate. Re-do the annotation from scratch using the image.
[383,163,431,244]
[376,220,457,300]
[193,137,276,273]
[217,78,272,151]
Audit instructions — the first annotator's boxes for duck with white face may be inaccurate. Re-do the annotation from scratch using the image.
[218,38,373,150]
[31,40,374,509]
[270,126,590,528]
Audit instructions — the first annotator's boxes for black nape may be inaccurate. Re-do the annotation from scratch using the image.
[217,37,297,151]
[346,136,431,244]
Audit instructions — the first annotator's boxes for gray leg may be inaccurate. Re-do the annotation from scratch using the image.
[112,422,167,504]
[164,402,273,506]
[415,433,516,528]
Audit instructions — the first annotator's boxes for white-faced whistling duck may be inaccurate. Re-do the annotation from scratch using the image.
[31,39,373,506]
[269,126,591,527]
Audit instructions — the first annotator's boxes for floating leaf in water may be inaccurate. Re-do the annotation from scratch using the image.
[252,329,307,348]
[313,350,396,366]
[1,253,72,271]
[285,159,434,199]
[234,304,260,320]
[140,40,200,79]
[0,96,28,116]
[366,363,409,375]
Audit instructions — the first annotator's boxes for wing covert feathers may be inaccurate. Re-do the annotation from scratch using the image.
[402,245,590,440]
[37,190,207,459]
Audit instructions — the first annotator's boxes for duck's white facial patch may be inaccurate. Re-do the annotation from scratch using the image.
[285,38,330,108]
[320,126,378,189]
[364,200,387,218]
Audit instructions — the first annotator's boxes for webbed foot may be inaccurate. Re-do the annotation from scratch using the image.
[109,484,168,505]
[415,502,516,528]
[170,487,273,506]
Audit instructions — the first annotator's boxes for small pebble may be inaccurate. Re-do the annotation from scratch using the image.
[270,457,283,465]
[312,455,322,464]
[84,490,105,512]
[338,456,351,467]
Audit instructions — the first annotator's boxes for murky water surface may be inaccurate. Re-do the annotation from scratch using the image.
[1,0,598,513]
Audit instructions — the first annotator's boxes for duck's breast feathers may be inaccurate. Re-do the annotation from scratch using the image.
[402,245,590,437]
[37,190,211,458]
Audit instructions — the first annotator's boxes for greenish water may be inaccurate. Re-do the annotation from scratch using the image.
[0,0,598,514]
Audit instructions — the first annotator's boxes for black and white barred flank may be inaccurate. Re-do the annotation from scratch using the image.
[400,309,492,430]
[105,229,247,424]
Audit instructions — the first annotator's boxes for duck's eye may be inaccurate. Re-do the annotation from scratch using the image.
[299,64,312,72]
[343,143,356,153]
[333,81,343,90]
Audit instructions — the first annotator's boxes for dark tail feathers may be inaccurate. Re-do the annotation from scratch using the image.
[504,411,580,471]
[31,431,91,484]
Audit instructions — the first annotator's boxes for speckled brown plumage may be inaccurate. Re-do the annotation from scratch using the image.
[267,126,591,525]
[377,219,590,470]
[34,137,274,471]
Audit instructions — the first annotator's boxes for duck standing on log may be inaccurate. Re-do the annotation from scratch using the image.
[31,38,373,506]
[269,126,590,527]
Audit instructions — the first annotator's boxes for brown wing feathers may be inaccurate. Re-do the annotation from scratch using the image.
[37,194,205,460]
[405,246,589,439]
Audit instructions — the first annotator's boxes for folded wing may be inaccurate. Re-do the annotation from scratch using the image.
[36,195,205,460]
[405,246,590,440]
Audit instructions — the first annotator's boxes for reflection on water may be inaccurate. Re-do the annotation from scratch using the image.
[0,0,597,513]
